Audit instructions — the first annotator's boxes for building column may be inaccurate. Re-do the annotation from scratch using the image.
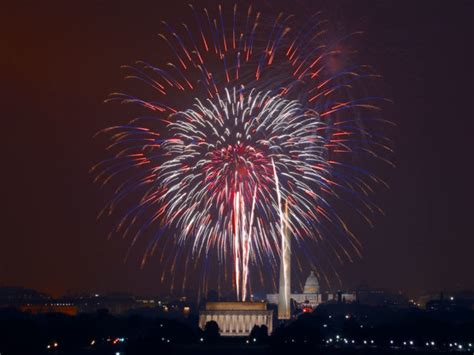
[223,313,227,334]
[222,314,227,334]
[235,313,239,334]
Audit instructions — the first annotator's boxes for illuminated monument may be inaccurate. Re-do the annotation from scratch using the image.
[268,271,324,310]
[199,302,273,336]
[277,210,291,320]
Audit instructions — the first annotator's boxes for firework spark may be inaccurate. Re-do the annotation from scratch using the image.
[93,4,392,300]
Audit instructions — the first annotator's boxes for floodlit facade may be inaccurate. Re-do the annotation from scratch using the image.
[199,302,273,336]
[277,217,291,320]
[267,271,324,309]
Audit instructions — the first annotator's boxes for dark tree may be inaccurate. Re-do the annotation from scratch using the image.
[204,320,220,342]
[249,324,270,344]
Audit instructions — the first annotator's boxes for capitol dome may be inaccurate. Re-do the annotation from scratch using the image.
[303,271,320,294]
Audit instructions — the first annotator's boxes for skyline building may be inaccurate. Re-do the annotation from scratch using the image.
[199,301,273,336]
[268,271,324,310]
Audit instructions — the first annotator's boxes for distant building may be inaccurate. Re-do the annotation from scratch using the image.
[19,303,77,316]
[327,291,357,304]
[355,285,407,307]
[267,271,324,309]
[424,291,474,311]
[0,287,78,315]
[0,286,51,307]
[199,302,273,336]
[63,292,138,315]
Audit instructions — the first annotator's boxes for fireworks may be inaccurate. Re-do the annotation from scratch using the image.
[93,4,392,300]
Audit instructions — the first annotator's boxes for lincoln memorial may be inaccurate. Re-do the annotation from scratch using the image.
[199,301,273,336]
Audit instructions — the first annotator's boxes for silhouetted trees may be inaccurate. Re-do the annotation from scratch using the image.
[249,324,269,343]
[203,320,220,343]
[0,302,473,354]
[0,307,196,355]
[272,313,323,346]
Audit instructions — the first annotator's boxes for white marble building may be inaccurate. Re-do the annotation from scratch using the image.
[267,271,323,308]
[199,301,273,336]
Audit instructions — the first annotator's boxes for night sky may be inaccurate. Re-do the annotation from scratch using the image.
[2,0,473,298]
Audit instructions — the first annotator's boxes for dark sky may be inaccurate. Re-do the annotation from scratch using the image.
[2,0,473,298]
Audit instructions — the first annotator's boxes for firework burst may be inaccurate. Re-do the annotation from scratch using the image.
[93,4,392,300]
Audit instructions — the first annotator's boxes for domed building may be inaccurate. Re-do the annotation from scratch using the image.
[266,271,323,309]
[303,271,320,294]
